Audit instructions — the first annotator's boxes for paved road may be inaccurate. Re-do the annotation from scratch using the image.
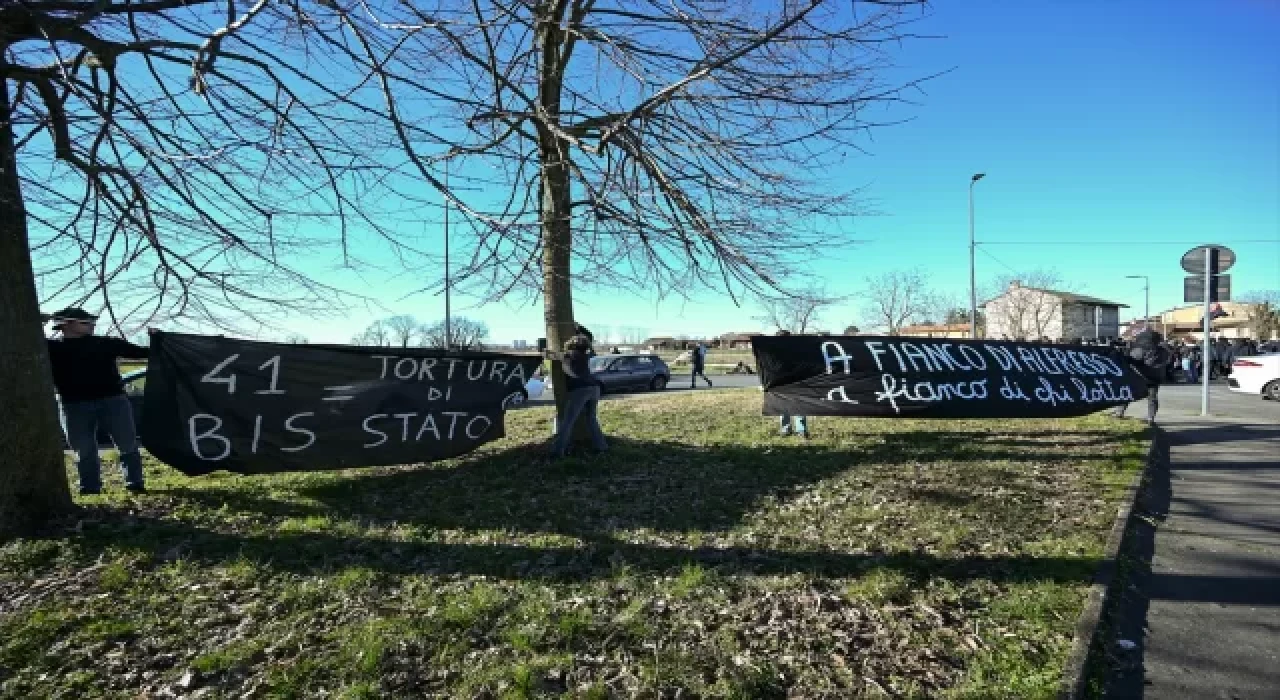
[1106,384,1280,698]
[1135,382,1280,423]
[524,372,760,405]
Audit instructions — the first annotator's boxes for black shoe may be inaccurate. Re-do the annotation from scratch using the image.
[79,490,101,496]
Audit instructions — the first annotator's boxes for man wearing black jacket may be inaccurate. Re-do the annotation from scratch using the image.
[1115,329,1168,425]
[45,308,150,494]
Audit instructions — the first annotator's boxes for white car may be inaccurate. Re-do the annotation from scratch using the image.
[1228,354,1280,400]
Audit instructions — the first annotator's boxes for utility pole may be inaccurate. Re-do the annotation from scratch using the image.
[1201,249,1212,416]
[968,173,986,340]
[1125,275,1150,330]
[443,158,451,351]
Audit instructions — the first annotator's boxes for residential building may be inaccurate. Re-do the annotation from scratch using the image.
[718,332,756,349]
[1150,302,1277,341]
[897,323,973,339]
[642,336,677,350]
[983,280,1126,341]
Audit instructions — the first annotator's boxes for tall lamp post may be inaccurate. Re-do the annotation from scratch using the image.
[1124,275,1150,333]
[968,173,986,339]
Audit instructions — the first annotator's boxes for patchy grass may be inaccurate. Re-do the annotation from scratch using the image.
[0,390,1146,698]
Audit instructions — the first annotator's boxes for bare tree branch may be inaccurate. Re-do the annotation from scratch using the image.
[755,287,842,334]
[862,268,936,335]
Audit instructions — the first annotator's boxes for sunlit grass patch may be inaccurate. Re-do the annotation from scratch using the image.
[0,390,1147,698]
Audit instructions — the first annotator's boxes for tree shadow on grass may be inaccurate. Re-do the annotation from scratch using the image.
[280,433,1123,541]
[39,429,1131,591]
[66,505,1102,588]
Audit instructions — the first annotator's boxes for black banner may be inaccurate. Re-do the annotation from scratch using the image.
[752,335,1149,419]
[141,333,542,476]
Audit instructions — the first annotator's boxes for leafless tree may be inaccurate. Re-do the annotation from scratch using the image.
[843,324,861,335]
[1241,290,1280,341]
[373,0,933,427]
[579,322,614,344]
[861,269,936,335]
[351,321,392,347]
[283,333,309,345]
[983,271,1072,340]
[419,316,489,350]
[756,288,843,335]
[1,0,931,530]
[0,0,476,530]
[618,326,650,345]
[383,315,422,348]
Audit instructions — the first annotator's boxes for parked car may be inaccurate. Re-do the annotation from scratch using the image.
[1228,354,1280,400]
[503,371,548,408]
[590,354,670,392]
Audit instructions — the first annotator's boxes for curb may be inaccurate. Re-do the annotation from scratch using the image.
[1059,426,1167,700]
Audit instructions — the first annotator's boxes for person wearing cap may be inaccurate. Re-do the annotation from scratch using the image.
[46,308,151,494]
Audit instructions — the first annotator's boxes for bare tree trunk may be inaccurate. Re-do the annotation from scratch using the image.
[536,4,581,441]
[0,76,74,534]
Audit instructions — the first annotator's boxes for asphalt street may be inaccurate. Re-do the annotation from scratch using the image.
[524,372,761,404]
[1132,381,1280,422]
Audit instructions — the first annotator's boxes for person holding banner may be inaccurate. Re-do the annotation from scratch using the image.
[44,308,151,494]
[773,330,809,439]
[1114,328,1168,425]
[550,334,609,458]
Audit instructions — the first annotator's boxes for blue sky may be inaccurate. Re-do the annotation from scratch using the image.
[318,0,1275,345]
[40,0,1275,345]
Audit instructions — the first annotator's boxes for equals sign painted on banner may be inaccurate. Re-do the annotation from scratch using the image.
[322,386,357,402]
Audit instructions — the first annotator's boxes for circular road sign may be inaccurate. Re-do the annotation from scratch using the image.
[1181,245,1236,275]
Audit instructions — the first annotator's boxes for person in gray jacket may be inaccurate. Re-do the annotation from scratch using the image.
[550,334,609,458]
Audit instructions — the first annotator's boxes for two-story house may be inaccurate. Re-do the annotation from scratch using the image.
[983,281,1126,341]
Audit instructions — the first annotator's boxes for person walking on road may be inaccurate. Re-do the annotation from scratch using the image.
[550,333,608,458]
[1115,328,1169,425]
[690,342,713,389]
[44,307,151,495]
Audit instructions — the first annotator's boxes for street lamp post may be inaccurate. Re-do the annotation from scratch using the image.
[1125,275,1150,331]
[968,173,985,339]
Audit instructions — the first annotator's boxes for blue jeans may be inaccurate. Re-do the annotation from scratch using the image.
[63,395,144,493]
[551,386,608,457]
[1114,384,1159,422]
[779,414,808,436]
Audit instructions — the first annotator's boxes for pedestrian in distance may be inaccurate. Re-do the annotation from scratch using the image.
[549,333,608,458]
[44,308,152,495]
[773,330,810,438]
[690,342,713,389]
[1115,328,1168,425]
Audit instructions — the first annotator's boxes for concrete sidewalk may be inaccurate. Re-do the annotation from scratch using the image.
[1104,402,1280,698]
